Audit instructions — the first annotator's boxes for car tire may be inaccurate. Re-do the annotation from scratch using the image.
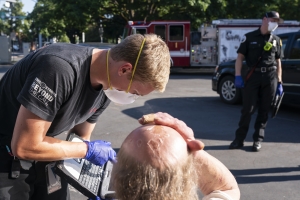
[219,76,242,104]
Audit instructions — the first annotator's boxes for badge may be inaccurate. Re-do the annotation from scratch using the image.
[273,40,277,47]
[240,35,246,43]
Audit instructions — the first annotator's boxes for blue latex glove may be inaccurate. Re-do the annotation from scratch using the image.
[88,196,102,200]
[235,75,244,88]
[84,140,117,166]
[276,82,283,96]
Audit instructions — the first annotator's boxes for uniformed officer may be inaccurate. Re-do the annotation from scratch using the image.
[229,11,284,152]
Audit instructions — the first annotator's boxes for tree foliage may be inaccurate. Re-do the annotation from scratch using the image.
[0,0,27,37]
[1,0,300,43]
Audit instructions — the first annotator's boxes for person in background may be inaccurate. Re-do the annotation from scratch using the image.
[229,11,284,152]
[30,41,36,52]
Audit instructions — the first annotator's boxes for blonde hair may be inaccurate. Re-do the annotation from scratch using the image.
[110,34,170,92]
[112,148,199,200]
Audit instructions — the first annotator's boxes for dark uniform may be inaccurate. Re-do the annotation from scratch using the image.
[235,28,282,144]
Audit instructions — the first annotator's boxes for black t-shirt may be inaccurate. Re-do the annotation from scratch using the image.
[0,43,110,144]
[237,28,283,68]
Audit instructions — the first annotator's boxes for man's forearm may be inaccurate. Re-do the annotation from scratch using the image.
[235,60,243,76]
[68,121,96,141]
[13,136,88,161]
[235,54,244,76]
[276,59,282,82]
[193,150,240,200]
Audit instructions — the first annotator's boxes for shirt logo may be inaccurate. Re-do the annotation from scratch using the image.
[29,77,57,106]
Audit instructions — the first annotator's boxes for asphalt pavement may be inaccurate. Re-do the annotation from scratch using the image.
[1,51,300,200]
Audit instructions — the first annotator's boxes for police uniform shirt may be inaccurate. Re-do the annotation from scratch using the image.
[0,43,110,145]
[237,28,283,68]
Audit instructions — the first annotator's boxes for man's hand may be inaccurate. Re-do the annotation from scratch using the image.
[276,82,283,96]
[84,140,117,166]
[235,75,244,88]
[139,112,204,151]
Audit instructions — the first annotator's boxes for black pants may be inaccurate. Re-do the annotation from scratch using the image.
[0,151,70,200]
[235,70,277,142]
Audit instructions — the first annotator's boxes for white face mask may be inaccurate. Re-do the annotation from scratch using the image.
[103,87,139,105]
[268,21,278,32]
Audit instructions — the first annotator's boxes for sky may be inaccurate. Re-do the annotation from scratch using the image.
[21,0,35,14]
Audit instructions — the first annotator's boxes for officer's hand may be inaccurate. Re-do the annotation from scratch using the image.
[235,75,244,88]
[84,140,117,166]
[276,82,283,96]
[139,112,205,151]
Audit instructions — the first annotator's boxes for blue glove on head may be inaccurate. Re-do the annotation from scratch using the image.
[84,140,117,166]
[276,82,283,96]
[235,75,244,88]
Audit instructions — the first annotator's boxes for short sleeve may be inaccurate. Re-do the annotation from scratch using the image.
[237,35,247,56]
[202,190,234,200]
[17,55,75,121]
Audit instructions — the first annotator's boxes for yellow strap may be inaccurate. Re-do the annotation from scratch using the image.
[126,38,146,93]
[106,49,112,89]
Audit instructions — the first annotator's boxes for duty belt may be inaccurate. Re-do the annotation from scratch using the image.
[254,66,277,73]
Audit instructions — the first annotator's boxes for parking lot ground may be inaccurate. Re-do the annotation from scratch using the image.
[1,57,300,200]
[63,72,300,200]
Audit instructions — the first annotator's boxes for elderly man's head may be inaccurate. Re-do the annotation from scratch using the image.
[112,125,198,200]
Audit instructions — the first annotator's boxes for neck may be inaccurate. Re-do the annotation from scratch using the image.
[90,49,108,90]
[260,26,270,35]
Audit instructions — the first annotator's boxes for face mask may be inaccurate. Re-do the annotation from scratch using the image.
[268,21,278,32]
[104,38,146,105]
[103,87,139,105]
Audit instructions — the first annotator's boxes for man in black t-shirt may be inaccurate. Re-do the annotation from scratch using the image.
[0,33,171,200]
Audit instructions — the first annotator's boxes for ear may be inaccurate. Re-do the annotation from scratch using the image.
[118,63,133,76]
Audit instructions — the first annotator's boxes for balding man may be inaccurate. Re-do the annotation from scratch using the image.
[111,113,240,200]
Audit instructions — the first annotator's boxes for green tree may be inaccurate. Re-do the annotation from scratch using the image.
[0,0,27,36]
[28,0,68,42]
[20,0,300,44]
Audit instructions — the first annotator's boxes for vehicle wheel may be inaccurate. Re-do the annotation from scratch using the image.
[218,76,242,104]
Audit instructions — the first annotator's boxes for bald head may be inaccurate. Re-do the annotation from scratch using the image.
[121,125,189,168]
[112,125,198,200]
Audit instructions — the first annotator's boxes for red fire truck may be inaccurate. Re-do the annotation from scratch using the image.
[122,19,300,68]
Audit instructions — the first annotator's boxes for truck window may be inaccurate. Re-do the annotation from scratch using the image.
[281,37,288,52]
[169,25,184,41]
[280,37,288,58]
[191,32,201,45]
[154,25,166,41]
[290,37,300,59]
[135,28,147,35]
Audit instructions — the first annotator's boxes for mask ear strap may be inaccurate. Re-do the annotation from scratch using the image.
[126,38,146,93]
[106,49,112,90]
